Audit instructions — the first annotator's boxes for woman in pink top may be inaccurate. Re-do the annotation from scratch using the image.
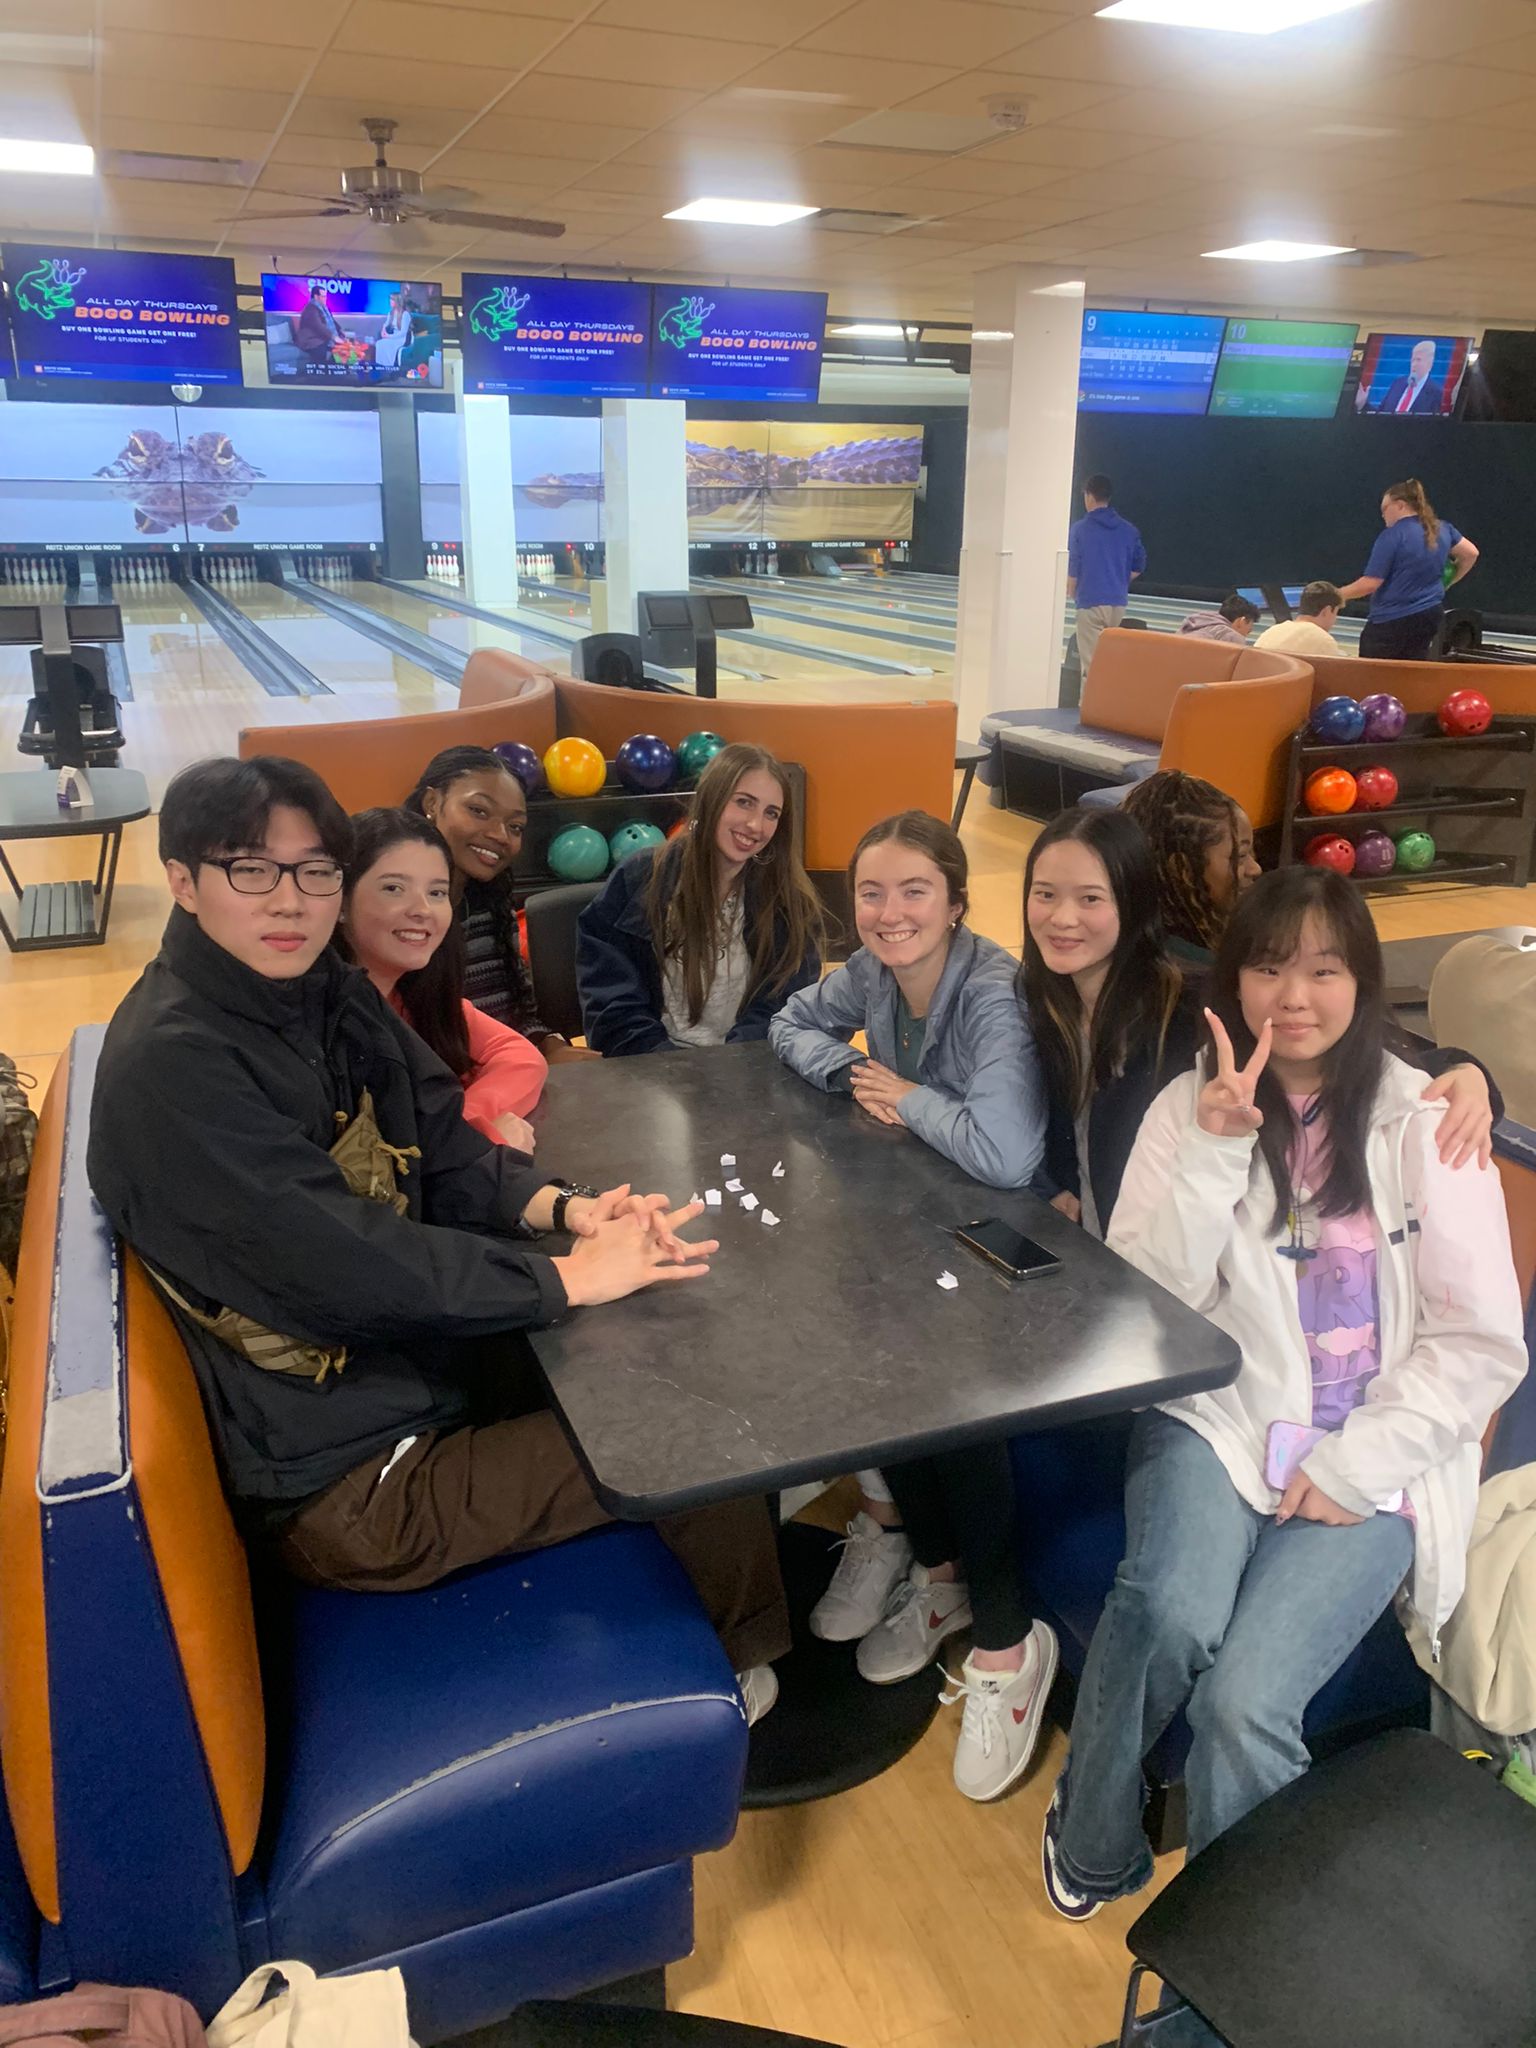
[341,807,547,1149]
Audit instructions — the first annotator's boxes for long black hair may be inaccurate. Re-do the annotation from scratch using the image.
[1021,806,1182,1112]
[341,807,472,1078]
[1205,866,1386,1231]
[403,745,530,1010]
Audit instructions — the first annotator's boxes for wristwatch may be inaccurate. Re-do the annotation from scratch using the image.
[550,1181,600,1234]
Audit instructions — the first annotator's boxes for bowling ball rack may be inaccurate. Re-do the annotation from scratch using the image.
[1277,713,1536,890]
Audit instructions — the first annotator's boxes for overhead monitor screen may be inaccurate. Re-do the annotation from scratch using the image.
[1077,309,1226,416]
[648,286,826,405]
[2,244,243,385]
[1350,332,1470,418]
[262,274,442,388]
[459,273,651,397]
[1208,317,1358,419]
[1460,330,1536,422]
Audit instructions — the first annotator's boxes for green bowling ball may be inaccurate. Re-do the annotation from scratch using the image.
[676,730,726,784]
[1393,830,1437,873]
[547,823,609,882]
[609,820,666,863]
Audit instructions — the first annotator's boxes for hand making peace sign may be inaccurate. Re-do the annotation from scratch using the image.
[1197,1009,1273,1139]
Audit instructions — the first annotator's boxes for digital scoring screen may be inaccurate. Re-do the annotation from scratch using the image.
[1077,310,1226,416]
[648,286,826,404]
[262,274,443,388]
[1350,332,1470,418]
[459,273,651,397]
[2,244,243,385]
[1208,318,1358,419]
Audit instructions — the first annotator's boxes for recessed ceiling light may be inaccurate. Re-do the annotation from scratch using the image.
[831,322,905,337]
[1098,0,1370,30]
[0,137,94,176]
[1204,239,1354,261]
[970,329,1016,342]
[665,197,818,226]
[1032,280,1087,297]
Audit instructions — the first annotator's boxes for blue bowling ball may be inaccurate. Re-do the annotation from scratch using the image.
[547,824,609,882]
[609,820,666,864]
[615,732,677,793]
[492,740,544,795]
[1310,695,1366,744]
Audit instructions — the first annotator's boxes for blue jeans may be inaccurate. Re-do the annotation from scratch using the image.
[1056,1409,1414,1903]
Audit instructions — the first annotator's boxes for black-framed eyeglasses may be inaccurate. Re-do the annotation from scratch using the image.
[203,856,346,897]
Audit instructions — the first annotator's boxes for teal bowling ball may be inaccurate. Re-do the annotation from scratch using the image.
[609,820,666,864]
[676,730,726,783]
[547,823,609,882]
[1393,830,1437,873]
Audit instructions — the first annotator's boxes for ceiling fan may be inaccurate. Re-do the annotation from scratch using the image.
[223,116,565,238]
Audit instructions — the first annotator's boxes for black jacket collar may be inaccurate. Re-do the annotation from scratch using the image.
[160,906,370,1046]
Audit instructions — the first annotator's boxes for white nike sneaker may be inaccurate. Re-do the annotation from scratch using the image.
[737,1664,779,1728]
[809,1512,913,1642]
[942,1622,1059,1803]
[855,1564,972,1685]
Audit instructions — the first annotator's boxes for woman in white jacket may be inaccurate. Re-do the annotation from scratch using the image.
[1042,866,1526,1945]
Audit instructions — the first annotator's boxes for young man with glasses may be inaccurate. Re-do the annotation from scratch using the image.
[87,756,789,1723]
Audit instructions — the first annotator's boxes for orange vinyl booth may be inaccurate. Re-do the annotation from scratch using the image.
[240,649,958,878]
[1308,654,1536,717]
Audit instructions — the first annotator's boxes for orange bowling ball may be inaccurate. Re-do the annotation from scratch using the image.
[1303,766,1358,815]
[542,736,607,798]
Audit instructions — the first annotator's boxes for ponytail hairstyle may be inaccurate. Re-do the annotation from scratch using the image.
[849,808,970,924]
[341,807,472,1078]
[1204,866,1385,1232]
[1385,477,1440,551]
[1021,806,1182,1112]
[646,742,824,1027]
[403,744,529,1011]
[1122,770,1248,955]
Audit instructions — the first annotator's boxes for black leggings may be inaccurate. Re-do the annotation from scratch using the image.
[1359,607,1441,661]
[882,1440,1033,1651]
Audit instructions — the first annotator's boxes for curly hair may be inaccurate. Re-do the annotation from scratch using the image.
[1122,770,1247,956]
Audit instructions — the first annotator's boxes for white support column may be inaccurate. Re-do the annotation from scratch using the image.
[600,398,689,634]
[454,357,519,608]
[954,269,1084,744]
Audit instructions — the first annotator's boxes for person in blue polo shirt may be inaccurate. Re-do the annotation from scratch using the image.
[1337,478,1479,661]
[1067,474,1147,678]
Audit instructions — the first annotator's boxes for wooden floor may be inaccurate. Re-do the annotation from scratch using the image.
[4,661,1535,2045]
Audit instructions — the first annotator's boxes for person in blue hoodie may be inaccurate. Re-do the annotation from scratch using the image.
[1067,474,1147,677]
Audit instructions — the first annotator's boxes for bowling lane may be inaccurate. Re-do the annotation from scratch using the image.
[222,578,455,707]
[338,577,585,666]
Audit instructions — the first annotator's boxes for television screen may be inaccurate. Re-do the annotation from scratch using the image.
[460,273,651,398]
[1077,310,1226,416]
[1208,318,1357,419]
[649,286,826,404]
[1348,332,1470,418]
[262,274,442,388]
[2,244,242,385]
[1451,330,1536,422]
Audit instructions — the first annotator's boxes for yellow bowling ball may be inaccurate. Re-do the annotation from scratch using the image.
[542,737,607,799]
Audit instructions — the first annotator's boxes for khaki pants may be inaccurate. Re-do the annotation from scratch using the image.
[1074,603,1125,678]
[275,1411,792,1672]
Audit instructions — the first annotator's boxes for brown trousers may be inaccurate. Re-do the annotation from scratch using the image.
[274,1412,791,1672]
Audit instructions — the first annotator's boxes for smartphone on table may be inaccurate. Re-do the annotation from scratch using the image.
[955,1218,1063,1282]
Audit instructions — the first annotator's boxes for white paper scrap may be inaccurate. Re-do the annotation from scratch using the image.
[762,1209,780,1228]
[740,1192,760,1212]
[772,1161,785,1178]
[724,1177,744,1193]
[936,1270,959,1292]
[705,1189,722,1208]
[690,1192,702,1206]
[721,1153,736,1168]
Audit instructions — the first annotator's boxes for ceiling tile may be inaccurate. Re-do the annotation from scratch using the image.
[477,72,701,126]
[101,118,281,160]
[592,0,840,41]
[267,133,436,171]
[540,24,771,90]
[442,114,647,160]
[100,0,348,41]
[802,0,1058,67]
[423,150,588,193]
[730,49,942,104]
[284,97,469,146]
[890,69,1120,123]
[99,78,296,130]
[99,28,315,92]
[334,2,563,68]
[894,154,1075,196]
[304,51,512,110]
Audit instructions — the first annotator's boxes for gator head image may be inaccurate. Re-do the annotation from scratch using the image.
[469,284,532,340]
[15,256,87,322]
[94,427,265,535]
[658,296,715,351]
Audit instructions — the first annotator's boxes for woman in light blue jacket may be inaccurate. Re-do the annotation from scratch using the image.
[770,810,1054,1807]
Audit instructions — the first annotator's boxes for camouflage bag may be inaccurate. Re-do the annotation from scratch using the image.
[0,1056,36,1287]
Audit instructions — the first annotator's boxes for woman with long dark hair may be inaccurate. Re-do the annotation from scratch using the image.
[404,745,595,1065]
[577,742,823,1056]
[1041,868,1525,1956]
[1337,478,1479,661]
[340,808,546,1147]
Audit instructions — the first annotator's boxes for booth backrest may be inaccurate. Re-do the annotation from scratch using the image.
[1160,651,1316,830]
[1081,630,1243,743]
[0,1032,263,2007]
[458,649,567,712]
[552,677,957,872]
[238,659,558,813]
[1309,655,1536,717]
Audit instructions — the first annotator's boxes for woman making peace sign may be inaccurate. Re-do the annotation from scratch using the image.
[1041,867,1526,1958]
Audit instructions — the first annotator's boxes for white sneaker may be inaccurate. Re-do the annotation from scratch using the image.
[855,1564,972,1685]
[809,1512,913,1642]
[942,1621,1059,1803]
[737,1664,778,1728]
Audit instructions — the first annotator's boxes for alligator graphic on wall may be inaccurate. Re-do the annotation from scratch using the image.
[94,428,266,535]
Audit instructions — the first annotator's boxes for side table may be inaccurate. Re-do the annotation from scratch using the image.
[0,769,150,952]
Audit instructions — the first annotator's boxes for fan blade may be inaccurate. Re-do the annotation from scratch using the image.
[422,207,565,237]
[216,206,356,223]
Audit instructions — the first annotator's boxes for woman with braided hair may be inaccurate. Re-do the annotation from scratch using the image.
[1122,770,1260,970]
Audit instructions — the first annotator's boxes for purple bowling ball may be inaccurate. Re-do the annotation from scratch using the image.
[1358,692,1407,743]
[615,732,677,793]
[492,740,543,795]
[1353,829,1397,878]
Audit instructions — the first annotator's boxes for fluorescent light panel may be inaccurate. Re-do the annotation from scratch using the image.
[1204,239,1353,261]
[0,137,94,176]
[1098,0,1370,30]
[665,197,818,226]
